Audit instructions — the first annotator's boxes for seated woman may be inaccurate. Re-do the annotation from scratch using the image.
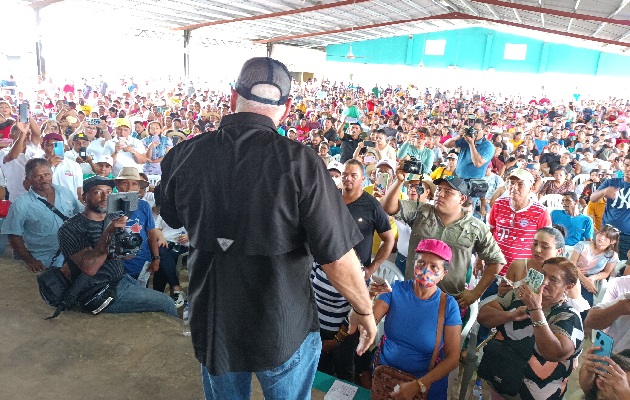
[579,346,630,400]
[539,166,574,198]
[372,239,462,400]
[498,226,589,312]
[478,257,584,399]
[569,224,620,308]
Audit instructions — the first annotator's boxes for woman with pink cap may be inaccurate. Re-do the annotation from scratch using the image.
[372,239,462,399]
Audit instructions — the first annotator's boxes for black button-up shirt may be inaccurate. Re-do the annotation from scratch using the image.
[160,112,363,374]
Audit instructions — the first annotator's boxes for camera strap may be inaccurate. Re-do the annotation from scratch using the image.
[37,197,70,268]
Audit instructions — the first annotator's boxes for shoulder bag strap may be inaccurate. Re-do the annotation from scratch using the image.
[429,291,447,372]
[36,197,69,222]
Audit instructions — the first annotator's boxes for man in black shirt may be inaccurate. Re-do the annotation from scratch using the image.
[338,120,362,163]
[160,57,376,400]
[57,176,177,317]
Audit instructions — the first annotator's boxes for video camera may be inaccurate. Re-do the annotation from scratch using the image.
[402,157,424,175]
[106,192,143,260]
[464,114,478,138]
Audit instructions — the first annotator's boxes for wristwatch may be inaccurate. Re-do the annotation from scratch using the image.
[151,255,161,261]
[416,379,427,394]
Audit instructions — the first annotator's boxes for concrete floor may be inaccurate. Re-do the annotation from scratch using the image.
[0,253,588,400]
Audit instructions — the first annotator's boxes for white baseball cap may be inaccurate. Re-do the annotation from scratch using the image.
[95,155,114,166]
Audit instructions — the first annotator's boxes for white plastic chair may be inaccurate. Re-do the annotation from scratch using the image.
[572,173,590,187]
[593,261,626,306]
[541,176,555,183]
[539,194,564,211]
[147,174,161,187]
[373,261,404,345]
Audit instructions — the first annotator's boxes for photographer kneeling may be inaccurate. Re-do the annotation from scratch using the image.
[57,176,177,317]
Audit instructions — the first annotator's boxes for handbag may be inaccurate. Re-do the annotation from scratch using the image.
[0,199,11,218]
[371,291,447,400]
[477,335,535,396]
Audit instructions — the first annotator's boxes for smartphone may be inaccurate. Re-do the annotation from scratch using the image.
[152,135,160,143]
[375,172,390,193]
[79,146,87,160]
[371,276,387,285]
[19,103,28,123]
[363,140,376,148]
[87,118,100,126]
[364,155,376,163]
[593,330,614,369]
[50,112,58,120]
[359,147,367,155]
[53,141,65,159]
[157,106,163,114]
[524,268,545,293]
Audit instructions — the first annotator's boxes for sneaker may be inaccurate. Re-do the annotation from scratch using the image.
[171,291,186,308]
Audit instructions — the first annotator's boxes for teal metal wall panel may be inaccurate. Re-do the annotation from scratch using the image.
[326,27,630,77]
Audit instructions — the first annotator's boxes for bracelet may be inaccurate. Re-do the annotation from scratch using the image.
[352,306,372,316]
[531,319,548,327]
[334,335,342,345]
[338,329,348,337]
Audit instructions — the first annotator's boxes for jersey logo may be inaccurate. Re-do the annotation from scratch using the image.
[611,188,630,209]
[217,238,234,251]
[129,222,142,234]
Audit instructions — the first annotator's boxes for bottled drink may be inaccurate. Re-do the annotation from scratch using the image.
[173,230,186,252]
[472,379,483,400]
[137,261,151,288]
[182,302,191,336]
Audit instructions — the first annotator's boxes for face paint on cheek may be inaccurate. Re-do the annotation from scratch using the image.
[414,267,442,288]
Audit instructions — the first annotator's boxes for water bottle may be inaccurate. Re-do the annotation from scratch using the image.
[137,261,151,288]
[173,230,186,252]
[472,379,483,400]
[182,302,191,336]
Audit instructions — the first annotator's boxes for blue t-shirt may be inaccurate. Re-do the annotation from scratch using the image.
[378,281,461,400]
[122,199,155,276]
[454,137,494,179]
[599,178,630,235]
[550,210,594,246]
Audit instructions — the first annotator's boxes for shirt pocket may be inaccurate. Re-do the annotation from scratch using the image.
[444,227,475,250]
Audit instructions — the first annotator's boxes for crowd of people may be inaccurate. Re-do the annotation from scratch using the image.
[2,60,630,399]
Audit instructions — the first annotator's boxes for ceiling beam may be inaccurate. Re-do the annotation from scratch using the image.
[172,0,371,31]
[27,0,65,8]
[469,0,630,26]
[253,12,463,44]
[465,13,630,47]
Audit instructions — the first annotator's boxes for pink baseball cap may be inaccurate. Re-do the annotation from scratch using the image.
[414,239,452,263]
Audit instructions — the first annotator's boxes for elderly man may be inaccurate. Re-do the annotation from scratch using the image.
[2,158,82,271]
[65,132,94,175]
[159,57,375,399]
[590,154,630,260]
[488,168,551,274]
[551,191,594,246]
[103,118,147,175]
[382,167,506,309]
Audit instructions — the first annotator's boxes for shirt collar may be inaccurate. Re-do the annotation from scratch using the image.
[218,112,277,133]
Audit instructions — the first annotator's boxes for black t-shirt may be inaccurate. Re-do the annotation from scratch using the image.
[540,152,560,166]
[58,213,125,288]
[340,134,360,163]
[346,192,391,267]
[160,112,363,374]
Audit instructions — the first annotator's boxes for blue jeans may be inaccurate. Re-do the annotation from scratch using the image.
[201,331,322,400]
[395,252,407,276]
[104,275,178,317]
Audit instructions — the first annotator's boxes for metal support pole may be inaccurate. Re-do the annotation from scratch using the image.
[35,8,46,79]
[184,29,191,77]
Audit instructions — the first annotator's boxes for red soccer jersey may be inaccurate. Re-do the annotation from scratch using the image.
[488,197,551,275]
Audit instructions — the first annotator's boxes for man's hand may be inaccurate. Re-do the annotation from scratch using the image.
[368,280,392,299]
[596,355,630,399]
[395,159,410,182]
[60,263,71,279]
[26,259,46,273]
[148,259,160,273]
[347,309,377,356]
[105,216,128,235]
[75,156,86,164]
[456,289,479,308]
[49,155,63,167]
[581,276,598,295]
[604,186,619,199]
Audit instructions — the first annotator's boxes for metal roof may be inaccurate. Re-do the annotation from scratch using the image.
[21,0,630,53]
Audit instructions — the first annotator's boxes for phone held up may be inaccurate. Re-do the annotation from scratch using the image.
[53,141,65,159]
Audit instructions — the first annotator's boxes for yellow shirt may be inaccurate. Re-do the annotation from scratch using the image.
[430,167,454,180]
[363,185,406,254]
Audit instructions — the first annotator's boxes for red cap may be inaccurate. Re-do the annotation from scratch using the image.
[43,133,64,142]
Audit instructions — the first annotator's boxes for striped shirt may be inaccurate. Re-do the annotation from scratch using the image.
[488,197,551,275]
[311,263,350,332]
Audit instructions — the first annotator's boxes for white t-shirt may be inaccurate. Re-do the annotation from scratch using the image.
[51,158,83,197]
[154,214,188,245]
[0,143,46,202]
[64,149,94,175]
[86,138,107,161]
[103,136,146,175]
[595,276,630,352]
